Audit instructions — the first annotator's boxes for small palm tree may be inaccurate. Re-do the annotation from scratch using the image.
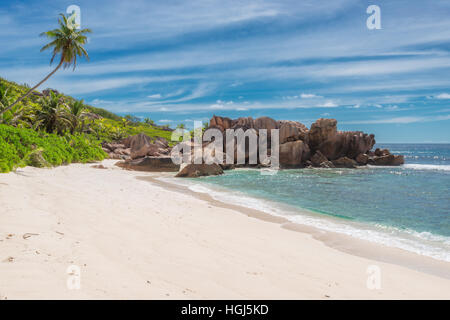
[0,87,13,123]
[0,85,24,125]
[67,99,88,134]
[0,86,11,112]
[35,91,71,134]
[0,13,91,116]
[144,117,154,125]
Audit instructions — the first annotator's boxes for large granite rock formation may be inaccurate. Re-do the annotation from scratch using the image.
[203,115,404,168]
[106,133,172,160]
[279,140,310,167]
[127,133,155,159]
[110,134,174,171]
[308,118,338,151]
[308,118,375,160]
[113,116,405,174]
[209,115,233,131]
[102,142,131,160]
[278,120,309,144]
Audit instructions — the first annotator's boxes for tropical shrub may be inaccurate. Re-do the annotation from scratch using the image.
[0,124,106,173]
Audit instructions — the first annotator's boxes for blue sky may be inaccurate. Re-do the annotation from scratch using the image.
[1,0,449,142]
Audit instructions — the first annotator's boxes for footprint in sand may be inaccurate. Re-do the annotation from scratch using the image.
[2,257,14,263]
[182,288,195,294]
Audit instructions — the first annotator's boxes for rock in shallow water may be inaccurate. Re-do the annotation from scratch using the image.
[369,154,404,166]
[311,151,329,167]
[356,153,369,165]
[331,157,358,168]
[319,161,335,168]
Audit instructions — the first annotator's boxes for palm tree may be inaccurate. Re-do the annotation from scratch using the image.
[35,91,71,134]
[0,85,23,125]
[144,117,154,125]
[0,86,13,123]
[0,13,91,116]
[67,99,88,134]
[0,86,11,112]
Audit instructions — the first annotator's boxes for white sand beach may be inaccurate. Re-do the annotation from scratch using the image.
[0,160,449,299]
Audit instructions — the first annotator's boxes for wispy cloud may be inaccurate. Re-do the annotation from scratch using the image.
[143,83,215,105]
[435,93,450,99]
[301,93,321,99]
[319,101,338,108]
[342,115,450,124]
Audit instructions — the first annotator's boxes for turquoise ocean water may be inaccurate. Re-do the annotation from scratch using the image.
[167,144,450,261]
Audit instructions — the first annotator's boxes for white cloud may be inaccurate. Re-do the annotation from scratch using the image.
[148,94,162,99]
[342,115,450,124]
[0,72,193,95]
[209,100,236,110]
[300,93,321,98]
[158,119,172,123]
[320,101,338,108]
[305,57,450,78]
[436,93,450,99]
[145,83,214,105]
[56,77,162,95]
[209,103,224,110]
[385,105,399,111]
[90,98,111,105]
[282,95,299,100]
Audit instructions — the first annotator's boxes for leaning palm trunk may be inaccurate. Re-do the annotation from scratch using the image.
[0,56,64,116]
[1,13,91,117]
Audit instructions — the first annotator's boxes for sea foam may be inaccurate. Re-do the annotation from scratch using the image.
[402,164,450,171]
[161,177,450,262]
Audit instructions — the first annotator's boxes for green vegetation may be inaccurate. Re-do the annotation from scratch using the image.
[90,117,174,143]
[0,77,175,173]
[0,124,106,173]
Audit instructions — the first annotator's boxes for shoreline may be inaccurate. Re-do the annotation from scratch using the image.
[1,160,449,299]
[141,174,450,280]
